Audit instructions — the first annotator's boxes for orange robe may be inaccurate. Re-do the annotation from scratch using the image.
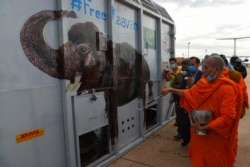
[222,68,249,162]
[180,77,243,167]
[222,68,249,109]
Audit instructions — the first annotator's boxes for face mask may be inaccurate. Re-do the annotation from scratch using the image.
[170,64,176,69]
[187,65,196,73]
[206,69,217,82]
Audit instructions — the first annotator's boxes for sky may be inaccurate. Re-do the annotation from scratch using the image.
[153,0,250,60]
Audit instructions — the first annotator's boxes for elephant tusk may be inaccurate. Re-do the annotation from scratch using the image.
[65,73,82,92]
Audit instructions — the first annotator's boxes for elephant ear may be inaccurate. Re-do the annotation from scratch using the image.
[20,10,77,79]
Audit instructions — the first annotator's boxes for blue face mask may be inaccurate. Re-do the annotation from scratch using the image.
[206,75,216,82]
[206,70,217,82]
[187,65,196,73]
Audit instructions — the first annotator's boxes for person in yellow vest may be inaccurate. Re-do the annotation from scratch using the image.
[164,57,180,83]
[164,57,181,132]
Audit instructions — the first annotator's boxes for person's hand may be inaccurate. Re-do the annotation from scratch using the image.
[163,68,170,73]
[186,77,194,88]
[164,70,171,81]
[161,87,171,96]
[189,116,207,131]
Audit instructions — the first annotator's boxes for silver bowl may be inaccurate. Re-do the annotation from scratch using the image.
[191,110,212,135]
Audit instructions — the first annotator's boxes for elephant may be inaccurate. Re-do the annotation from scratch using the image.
[20,10,151,143]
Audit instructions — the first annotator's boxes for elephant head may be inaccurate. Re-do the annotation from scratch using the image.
[20,10,107,94]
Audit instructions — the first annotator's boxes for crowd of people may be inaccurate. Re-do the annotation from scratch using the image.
[162,54,248,167]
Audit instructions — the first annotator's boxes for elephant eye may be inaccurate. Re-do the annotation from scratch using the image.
[80,47,87,52]
[78,45,89,54]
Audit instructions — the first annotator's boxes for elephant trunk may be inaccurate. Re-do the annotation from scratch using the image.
[20,10,77,78]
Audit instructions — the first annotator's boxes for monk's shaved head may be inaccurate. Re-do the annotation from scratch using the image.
[206,55,225,70]
[203,55,225,78]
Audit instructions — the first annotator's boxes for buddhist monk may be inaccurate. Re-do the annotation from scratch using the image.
[222,66,249,115]
[218,53,249,114]
[161,56,243,167]
[216,53,249,164]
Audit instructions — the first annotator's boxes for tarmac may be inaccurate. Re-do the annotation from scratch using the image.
[108,67,250,167]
